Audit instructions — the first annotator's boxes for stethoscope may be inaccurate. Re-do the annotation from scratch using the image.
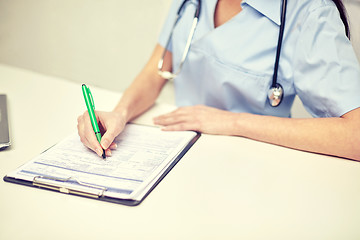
[158,0,288,107]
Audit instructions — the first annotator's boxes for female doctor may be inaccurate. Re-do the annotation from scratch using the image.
[77,0,360,161]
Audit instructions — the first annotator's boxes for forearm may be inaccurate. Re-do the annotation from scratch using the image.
[235,109,360,161]
[113,71,164,122]
[113,44,170,122]
[154,104,360,160]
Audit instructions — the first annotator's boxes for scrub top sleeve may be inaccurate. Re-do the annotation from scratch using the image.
[292,4,360,118]
[157,0,183,52]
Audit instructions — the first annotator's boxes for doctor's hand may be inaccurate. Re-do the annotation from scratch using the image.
[153,105,239,135]
[77,111,126,157]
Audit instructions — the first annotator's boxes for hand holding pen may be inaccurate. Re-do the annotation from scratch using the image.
[78,84,124,158]
[81,84,106,158]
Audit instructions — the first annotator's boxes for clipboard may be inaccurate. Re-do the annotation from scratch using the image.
[4,124,200,206]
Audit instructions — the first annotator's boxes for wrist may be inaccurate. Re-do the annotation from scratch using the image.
[233,112,252,136]
[113,104,132,123]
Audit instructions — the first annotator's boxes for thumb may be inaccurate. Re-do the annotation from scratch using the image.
[100,124,122,149]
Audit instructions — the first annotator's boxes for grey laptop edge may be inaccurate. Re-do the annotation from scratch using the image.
[0,94,11,149]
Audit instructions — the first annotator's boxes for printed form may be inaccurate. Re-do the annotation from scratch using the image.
[7,124,197,201]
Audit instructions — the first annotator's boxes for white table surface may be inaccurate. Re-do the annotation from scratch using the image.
[1,64,360,240]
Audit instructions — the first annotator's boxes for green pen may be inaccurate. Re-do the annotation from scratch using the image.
[82,84,106,159]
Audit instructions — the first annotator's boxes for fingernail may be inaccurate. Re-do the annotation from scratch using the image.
[96,148,103,157]
[106,149,112,157]
[101,139,109,149]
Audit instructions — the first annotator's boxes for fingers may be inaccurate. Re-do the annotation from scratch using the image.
[154,113,180,126]
[153,105,231,134]
[162,122,199,131]
[153,114,183,126]
[153,107,200,131]
[77,112,104,157]
[99,112,125,150]
[154,107,189,125]
[78,110,125,158]
[103,142,118,157]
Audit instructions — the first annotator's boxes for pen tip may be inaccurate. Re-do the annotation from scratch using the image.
[102,149,106,159]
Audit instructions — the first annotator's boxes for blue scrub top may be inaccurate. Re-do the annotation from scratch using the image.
[158,0,360,118]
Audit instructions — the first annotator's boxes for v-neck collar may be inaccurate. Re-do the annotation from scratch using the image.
[206,0,281,31]
[206,0,219,30]
[241,0,282,25]
[207,0,245,30]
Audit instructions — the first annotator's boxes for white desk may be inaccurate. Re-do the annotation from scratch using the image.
[1,64,360,240]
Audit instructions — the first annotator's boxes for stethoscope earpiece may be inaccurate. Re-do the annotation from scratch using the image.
[268,83,284,107]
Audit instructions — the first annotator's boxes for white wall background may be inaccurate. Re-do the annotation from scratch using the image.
[0,0,172,93]
[0,0,359,117]
[346,0,360,59]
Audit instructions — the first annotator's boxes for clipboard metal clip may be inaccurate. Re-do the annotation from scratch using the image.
[33,176,107,199]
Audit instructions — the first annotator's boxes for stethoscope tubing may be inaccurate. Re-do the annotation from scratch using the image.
[159,0,287,107]
[272,0,288,88]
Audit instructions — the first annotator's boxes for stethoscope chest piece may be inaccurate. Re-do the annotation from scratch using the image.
[268,83,284,107]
